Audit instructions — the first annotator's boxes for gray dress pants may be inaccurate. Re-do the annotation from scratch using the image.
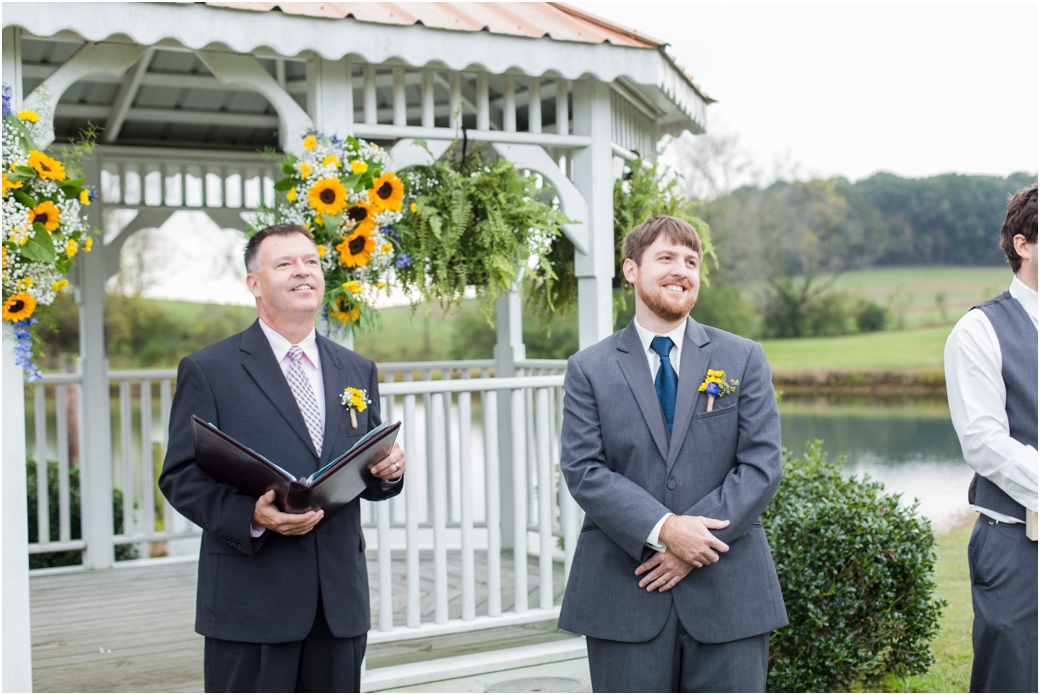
[586,603,769,693]
[968,515,1039,693]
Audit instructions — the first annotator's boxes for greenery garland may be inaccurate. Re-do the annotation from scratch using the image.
[526,156,715,325]
[395,143,570,322]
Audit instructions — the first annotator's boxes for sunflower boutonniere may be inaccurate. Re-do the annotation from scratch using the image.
[698,369,739,412]
[341,387,371,428]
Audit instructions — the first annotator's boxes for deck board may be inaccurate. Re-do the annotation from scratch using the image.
[30,551,571,693]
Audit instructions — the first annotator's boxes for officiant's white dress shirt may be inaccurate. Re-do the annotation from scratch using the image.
[944,276,1038,523]
[632,318,688,551]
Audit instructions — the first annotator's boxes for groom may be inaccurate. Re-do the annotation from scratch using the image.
[558,215,787,692]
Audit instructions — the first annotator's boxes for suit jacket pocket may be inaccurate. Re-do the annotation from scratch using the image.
[694,403,737,420]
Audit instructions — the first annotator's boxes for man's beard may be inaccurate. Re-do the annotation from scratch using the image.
[636,281,697,322]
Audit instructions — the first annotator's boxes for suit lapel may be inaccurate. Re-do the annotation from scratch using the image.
[239,321,318,458]
[317,335,346,466]
[667,318,711,471]
[616,322,669,461]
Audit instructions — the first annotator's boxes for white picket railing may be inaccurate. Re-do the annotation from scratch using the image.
[24,359,577,641]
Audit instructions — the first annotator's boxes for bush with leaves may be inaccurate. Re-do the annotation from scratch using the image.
[763,441,944,692]
[396,145,569,322]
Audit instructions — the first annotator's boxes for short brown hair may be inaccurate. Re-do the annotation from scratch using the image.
[244,223,315,273]
[622,215,702,265]
[999,183,1038,274]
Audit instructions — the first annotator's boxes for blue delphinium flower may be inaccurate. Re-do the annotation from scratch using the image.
[384,226,401,243]
[705,381,722,397]
[395,252,412,269]
[12,318,42,381]
[2,83,12,120]
[87,184,99,202]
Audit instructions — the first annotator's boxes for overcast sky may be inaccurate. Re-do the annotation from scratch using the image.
[574,1,1038,182]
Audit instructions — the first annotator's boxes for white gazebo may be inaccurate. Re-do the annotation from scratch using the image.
[2,3,710,690]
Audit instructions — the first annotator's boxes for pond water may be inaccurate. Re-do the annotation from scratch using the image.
[779,395,974,532]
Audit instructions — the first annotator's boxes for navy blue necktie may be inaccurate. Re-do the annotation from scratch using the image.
[650,336,677,432]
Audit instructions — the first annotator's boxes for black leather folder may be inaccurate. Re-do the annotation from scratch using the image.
[191,415,401,516]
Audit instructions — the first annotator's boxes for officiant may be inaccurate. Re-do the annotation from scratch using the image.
[159,223,406,693]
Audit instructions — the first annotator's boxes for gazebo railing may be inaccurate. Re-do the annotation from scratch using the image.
[24,360,579,640]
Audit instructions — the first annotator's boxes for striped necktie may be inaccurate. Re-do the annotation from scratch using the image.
[286,346,323,456]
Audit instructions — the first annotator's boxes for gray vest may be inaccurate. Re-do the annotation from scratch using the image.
[967,291,1038,521]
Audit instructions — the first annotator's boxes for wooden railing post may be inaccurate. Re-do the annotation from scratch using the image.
[79,154,116,570]
[494,288,525,550]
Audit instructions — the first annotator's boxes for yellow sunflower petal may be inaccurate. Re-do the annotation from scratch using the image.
[27,150,66,182]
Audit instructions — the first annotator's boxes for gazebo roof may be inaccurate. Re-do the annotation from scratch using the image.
[205,2,665,49]
[5,2,712,151]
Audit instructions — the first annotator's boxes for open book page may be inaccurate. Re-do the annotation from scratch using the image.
[307,420,393,484]
[203,420,296,480]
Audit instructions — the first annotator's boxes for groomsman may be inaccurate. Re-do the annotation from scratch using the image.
[944,183,1037,693]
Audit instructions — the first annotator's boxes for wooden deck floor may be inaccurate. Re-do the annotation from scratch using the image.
[29,551,571,693]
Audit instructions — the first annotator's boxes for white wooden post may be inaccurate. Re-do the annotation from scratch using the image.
[307,55,353,138]
[1,24,33,694]
[2,327,33,693]
[571,78,615,348]
[495,288,525,549]
[78,154,116,570]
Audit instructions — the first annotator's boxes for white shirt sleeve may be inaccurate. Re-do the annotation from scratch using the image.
[944,310,1039,514]
[645,513,673,551]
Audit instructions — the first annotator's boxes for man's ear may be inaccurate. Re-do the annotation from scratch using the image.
[245,272,262,299]
[622,258,638,285]
[1013,234,1035,261]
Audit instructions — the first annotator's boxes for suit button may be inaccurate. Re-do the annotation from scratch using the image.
[667,481,678,490]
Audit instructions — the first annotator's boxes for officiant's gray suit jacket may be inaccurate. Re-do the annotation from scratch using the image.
[558,318,788,644]
[159,320,402,644]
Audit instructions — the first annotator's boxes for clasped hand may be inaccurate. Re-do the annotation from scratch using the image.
[635,514,730,592]
[252,444,407,536]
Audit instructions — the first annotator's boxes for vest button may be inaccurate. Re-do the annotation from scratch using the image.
[667,481,678,490]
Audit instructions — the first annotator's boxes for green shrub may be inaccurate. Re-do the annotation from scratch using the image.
[856,299,889,332]
[763,441,944,692]
[691,280,758,337]
[26,455,139,569]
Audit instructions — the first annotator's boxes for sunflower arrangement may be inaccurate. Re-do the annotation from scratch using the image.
[2,86,95,380]
[261,132,407,333]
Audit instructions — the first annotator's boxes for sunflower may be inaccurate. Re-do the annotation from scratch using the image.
[307,178,348,217]
[329,297,361,325]
[2,293,36,322]
[30,201,61,232]
[368,172,404,212]
[2,172,22,197]
[28,150,65,182]
[343,199,377,236]
[303,135,318,150]
[336,227,376,268]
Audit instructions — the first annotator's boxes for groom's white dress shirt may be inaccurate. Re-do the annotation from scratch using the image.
[944,276,1038,523]
[632,318,688,552]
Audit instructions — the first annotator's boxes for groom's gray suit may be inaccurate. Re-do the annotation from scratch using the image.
[558,317,787,691]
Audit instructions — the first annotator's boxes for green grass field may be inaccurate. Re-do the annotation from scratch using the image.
[901,520,974,692]
[760,325,951,372]
[826,266,1011,329]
